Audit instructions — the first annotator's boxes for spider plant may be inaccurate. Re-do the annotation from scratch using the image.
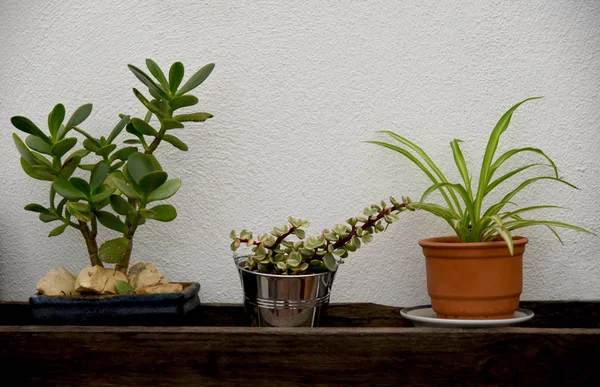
[368,97,593,254]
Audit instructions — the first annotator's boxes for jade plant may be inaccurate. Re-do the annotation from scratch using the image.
[11,59,214,273]
[230,196,414,274]
[369,97,592,254]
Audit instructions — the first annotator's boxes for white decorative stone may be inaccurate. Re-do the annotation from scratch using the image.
[75,266,128,295]
[36,267,79,296]
[127,262,168,292]
[138,283,183,294]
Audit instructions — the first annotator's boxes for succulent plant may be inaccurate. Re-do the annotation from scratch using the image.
[369,97,593,254]
[230,196,414,274]
[11,59,214,273]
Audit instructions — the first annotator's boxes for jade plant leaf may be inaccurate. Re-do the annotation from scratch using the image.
[69,177,91,196]
[96,211,127,233]
[115,280,134,295]
[109,147,138,162]
[107,115,130,144]
[24,204,51,214]
[39,213,59,223]
[139,204,177,222]
[173,113,213,123]
[128,65,168,99]
[50,137,77,158]
[48,103,66,138]
[127,152,157,184]
[131,118,158,136]
[147,179,181,202]
[162,119,184,130]
[95,144,117,158]
[66,202,93,222]
[91,184,116,204]
[26,135,52,155]
[99,237,130,264]
[48,223,68,237]
[146,59,169,91]
[63,103,93,135]
[90,161,109,191]
[11,116,51,144]
[176,63,214,95]
[133,89,164,117]
[13,134,38,165]
[53,179,87,200]
[139,171,168,195]
[60,155,82,179]
[169,62,184,94]
[110,195,135,215]
[169,95,198,111]
[163,135,188,151]
[20,158,55,181]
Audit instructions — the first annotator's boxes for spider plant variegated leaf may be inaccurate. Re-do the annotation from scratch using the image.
[368,97,593,254]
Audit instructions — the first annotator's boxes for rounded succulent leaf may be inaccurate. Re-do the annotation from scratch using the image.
[99,237,129,264]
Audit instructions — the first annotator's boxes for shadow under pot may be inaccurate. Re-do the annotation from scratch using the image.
[234,255,336,327]
[419,236,528,320]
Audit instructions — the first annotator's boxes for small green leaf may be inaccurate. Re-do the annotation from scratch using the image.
[169,62,184,94]
[48,103,66,138]
[26,135,52,155]
[63,103,93,133]
[69,177,91,196]
[90,161,109,191]
[113,178,141,200]
[48,223,68,237]
[295,228,306,239]
[145,59,169,91]
[53,179,87,200]
[11,116,51,144]
[39,213,59,222]
[109,146,138,162]
[139,204,177,222]
[170,95,198,111]
[323,253,337,271]
[139,171,168,194]
[127,152,157,184]
[24,204,51,214]
[91,184,116,204]
[66,202,93,222]
[59,155,81,179]
[99,237,130,264]
[106,115,130,144]
[161,119,184,130]
[110,195,134,215]
[95,144,117,158]
[177,63,214,95]
[173,113,213,122]
[147,179,181,202]
[115,280,134,295]
[128,64,168,99]
[132,88,164,117]
[50,137,77,158]
[20,158,54,181]
[14,134,39,165]
[131,118,158,136]
[96,211,127,233]
[163,134,188,151]
[124,139,142,145]
[83,138,100,152]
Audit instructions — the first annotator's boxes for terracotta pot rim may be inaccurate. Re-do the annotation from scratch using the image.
[419,235,528,249]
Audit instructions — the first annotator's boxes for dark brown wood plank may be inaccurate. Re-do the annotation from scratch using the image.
[4,301,600,327]
[1,326,598,386]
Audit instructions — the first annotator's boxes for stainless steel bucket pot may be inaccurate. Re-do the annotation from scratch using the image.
[234,255,337,327]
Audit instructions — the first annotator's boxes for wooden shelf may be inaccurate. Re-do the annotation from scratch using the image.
[1,301,599,386]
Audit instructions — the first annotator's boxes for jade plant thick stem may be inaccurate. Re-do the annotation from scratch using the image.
[230,196,414,274]
[11,59,214,273]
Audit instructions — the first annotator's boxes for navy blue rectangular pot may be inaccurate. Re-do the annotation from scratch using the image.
[29,282,200,325]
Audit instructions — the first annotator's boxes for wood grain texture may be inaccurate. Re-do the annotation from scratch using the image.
[1,302,599,386]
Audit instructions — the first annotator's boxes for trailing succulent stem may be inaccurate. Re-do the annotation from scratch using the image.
[11,59,214,272]
[230,196,414,274]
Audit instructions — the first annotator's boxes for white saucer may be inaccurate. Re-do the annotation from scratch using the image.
[400,305,534,328]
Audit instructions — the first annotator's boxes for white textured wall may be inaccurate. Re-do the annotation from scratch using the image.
[0,1,598,305]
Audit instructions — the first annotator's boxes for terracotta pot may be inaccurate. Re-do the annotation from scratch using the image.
[419,236,528,320]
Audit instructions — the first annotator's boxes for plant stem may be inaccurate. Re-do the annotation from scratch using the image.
[78,221,103,267]
[146,120,168,154]
[115,206,141,274]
